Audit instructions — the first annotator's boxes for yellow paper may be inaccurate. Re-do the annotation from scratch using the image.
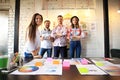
[95,62,104,66]
[78,67,89,73]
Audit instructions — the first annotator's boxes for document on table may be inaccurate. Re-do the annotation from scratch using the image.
[64,58,91,65]
[10,59,62,75]
[92,60,120,76]
[76,64,107,75]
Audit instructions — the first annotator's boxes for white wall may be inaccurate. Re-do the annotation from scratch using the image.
[2,0,119,57]
[2,0,118,57]
[19,0,105,57]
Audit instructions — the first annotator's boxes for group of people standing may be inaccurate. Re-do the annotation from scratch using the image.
[24,13,87,59]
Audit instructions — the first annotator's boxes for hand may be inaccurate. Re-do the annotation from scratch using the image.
[32,47,40,56]
[34,55,42,59]
[56,32,62,38]
[72,36,80,40]
[40,36,44,41]
[46,36,51,40]
[50,37,54,42]
[72,36,77,40]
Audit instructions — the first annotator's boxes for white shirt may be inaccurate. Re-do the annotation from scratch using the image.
[24,29,40,53]
[40,29,52,49]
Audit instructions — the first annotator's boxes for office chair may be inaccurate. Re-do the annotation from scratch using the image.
[111,49,120,58]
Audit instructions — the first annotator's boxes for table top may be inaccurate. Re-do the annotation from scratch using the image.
[7,58,120,80]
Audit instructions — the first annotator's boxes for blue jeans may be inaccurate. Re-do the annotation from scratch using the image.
[69,41,81,58]
[54,46,67,58]
[24,52,33,58]
[39,48,52,57]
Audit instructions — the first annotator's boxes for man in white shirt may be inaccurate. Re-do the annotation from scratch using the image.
[39,20,53,58]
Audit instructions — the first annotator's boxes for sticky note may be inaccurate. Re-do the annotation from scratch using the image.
[78,67,89,73]
[63,61,70,68]
[46,58,53,62]
[81,59,88,65]
[95,62,104,66]
[35,62,43,66]
[53,60,60,64]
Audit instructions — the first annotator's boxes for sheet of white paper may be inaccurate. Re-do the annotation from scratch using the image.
[91,60,120,76]
[10,59,62,75]
[76,64,107,75]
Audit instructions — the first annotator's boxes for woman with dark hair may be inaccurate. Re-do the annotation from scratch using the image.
[67,16,81,58]
[24,13,43,58]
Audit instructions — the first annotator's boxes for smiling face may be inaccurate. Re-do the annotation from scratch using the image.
[72,17,79,25]
[57,16,63,25]
[70,16,80,28]
[35,15,43,26]
[44,21,50,29]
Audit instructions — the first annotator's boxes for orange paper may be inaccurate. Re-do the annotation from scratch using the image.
[53,60,60,64]
[35,62,43,66]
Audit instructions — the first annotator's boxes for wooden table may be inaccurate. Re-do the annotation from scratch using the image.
[7,58,120,80]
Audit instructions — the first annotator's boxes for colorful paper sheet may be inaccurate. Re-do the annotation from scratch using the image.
[76,64,107,75]
[92,59,120,76]
[10,59,62,75]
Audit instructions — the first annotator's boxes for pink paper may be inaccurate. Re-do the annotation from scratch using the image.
[46,58,53,62]
[63,61,70,68]
[81,58,88,65]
